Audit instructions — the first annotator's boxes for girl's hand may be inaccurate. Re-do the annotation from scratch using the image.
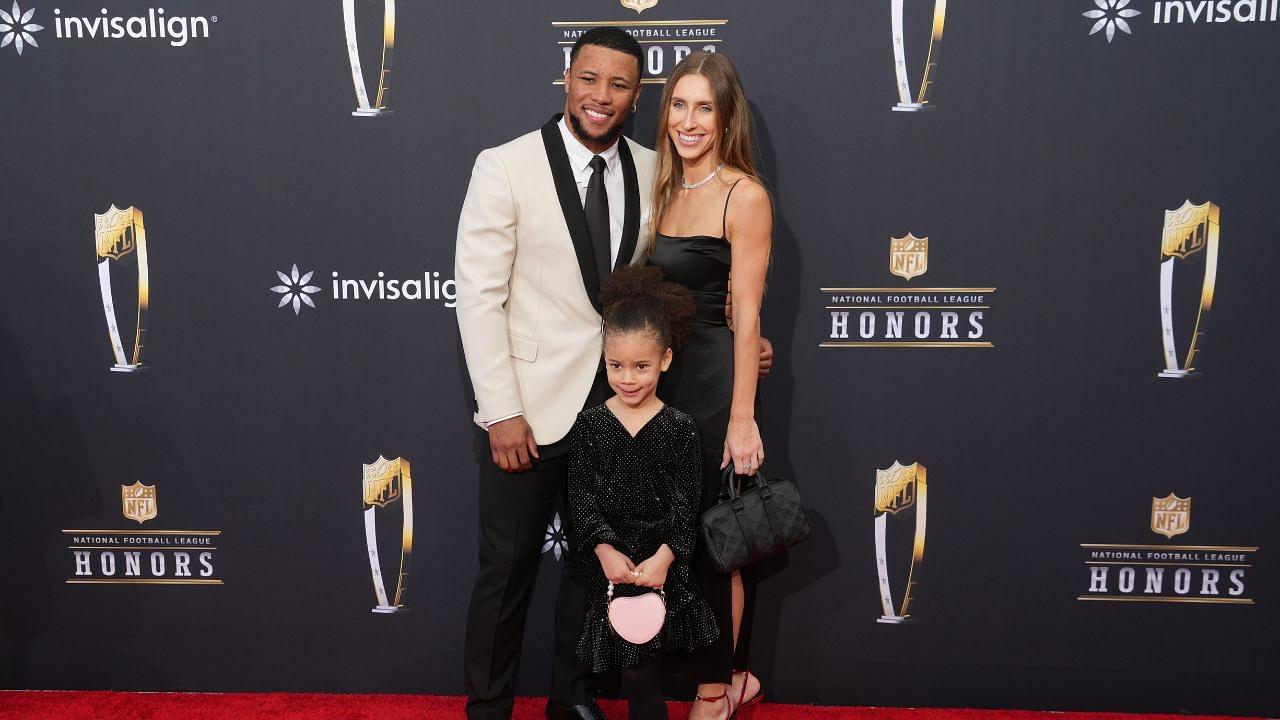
[634,545,674,588]
[595,544,636,584]
[722,416,764,476]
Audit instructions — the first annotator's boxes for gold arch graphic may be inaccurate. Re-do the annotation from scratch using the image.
[344,0,395,117]
[891,0,946,111]
[874,461,927,622]
[363,456,413,612]
[94,205,149,372]
[1158,200,1220,378]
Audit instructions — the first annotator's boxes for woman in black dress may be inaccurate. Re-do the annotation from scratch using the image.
[646,51,773,719]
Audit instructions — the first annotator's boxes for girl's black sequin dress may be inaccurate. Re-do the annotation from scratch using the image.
[568,403,720,673]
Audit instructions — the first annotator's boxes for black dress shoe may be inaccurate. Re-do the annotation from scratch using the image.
[545,697,607,720]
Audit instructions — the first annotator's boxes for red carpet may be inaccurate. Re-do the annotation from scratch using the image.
[0,692,1256,720]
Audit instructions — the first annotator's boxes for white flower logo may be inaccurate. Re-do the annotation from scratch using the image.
[543,513,569,561]
[1083,0,1141,43]
[0,2,42,55]
[271,264,321,315]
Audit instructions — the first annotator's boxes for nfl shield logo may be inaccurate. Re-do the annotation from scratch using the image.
[620,0,659,12]
[890,234,928,281]
[94,205,140,261]
[875,461,920,515]
[1151,493,1191,539]
[1161,201,1214,261]
[363,456,404,509]
[121,482,157,524]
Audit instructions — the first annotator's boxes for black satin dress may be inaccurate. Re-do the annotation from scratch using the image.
[647,182,758,685]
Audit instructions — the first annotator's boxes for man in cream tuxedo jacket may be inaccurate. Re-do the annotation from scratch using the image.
[455,28,652,720]
[456,26,772,720]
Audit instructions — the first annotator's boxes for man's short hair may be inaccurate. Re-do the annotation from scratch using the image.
[570,27,644,80]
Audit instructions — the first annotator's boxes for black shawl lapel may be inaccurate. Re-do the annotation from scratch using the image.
[541,114,602,312]
[614,138,641,271]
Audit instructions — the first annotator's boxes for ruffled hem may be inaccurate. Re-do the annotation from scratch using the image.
[661,595,719,653]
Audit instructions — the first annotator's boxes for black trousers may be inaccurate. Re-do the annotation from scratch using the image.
[462,433,591,719]
[463,370,610,720]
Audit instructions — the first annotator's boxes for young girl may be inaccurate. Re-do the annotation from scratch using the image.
[569,265,720,720]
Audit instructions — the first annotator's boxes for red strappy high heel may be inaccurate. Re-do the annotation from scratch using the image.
[694,689,730,720]
[729,670,764,719]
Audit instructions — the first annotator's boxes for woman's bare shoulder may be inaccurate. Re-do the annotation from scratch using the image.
[725,175,772,214]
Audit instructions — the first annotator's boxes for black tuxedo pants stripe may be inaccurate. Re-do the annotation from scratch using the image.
[463,432,593,720]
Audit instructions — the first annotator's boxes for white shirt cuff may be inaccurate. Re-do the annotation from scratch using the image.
[483,412,524,428]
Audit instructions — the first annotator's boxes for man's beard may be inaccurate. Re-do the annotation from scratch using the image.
[568,109,626,147]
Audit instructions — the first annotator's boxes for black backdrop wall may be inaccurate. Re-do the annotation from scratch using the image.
[2,0,1277,715]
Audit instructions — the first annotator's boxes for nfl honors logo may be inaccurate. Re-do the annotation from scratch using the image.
[1151,493,1191,539]
[889,234,928,281]
[120,482,157,524]
[1079,493,1255,604]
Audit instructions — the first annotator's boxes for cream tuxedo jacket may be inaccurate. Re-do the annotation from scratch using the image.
[455,117,656,445]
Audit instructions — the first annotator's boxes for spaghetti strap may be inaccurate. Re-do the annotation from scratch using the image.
[721,178,745,239]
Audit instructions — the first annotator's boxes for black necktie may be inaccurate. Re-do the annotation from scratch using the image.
[585,155,610,285]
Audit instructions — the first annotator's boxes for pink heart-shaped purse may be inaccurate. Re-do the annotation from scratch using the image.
[606,581,666,645]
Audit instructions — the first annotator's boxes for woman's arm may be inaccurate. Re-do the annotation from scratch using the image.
[722,178,773,474]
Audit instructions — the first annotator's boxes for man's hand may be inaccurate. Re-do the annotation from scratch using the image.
[488,416,538,472]
[757,336,774,379]
[633,545,674,588]
[595,544,636,584]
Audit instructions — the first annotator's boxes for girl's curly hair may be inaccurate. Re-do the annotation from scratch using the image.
[599,265,696,352]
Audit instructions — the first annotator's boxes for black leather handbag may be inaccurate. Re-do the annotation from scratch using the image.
[699,468,810,575]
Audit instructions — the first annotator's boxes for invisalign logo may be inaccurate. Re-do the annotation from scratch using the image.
[269,264,457,317]
[52,6,217,47]
[1083,0,1280,45]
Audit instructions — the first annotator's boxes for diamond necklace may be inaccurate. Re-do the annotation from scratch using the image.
[680,164,724,190]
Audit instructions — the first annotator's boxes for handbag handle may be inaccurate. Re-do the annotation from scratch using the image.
[607,581,665,598]
[721,467,769,501]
